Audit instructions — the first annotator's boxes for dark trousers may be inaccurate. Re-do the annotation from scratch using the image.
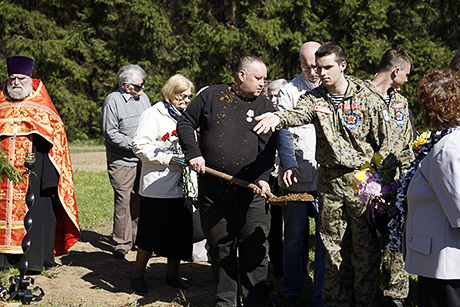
[198,180,270,307]
[419,276,460,307]
[268,176,283,277]
[268,204,283,277]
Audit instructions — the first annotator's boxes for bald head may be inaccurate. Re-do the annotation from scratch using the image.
[299,41,321,59]
[299,41,321,84]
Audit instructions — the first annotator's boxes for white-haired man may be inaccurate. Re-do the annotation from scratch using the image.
[102,64,150,259]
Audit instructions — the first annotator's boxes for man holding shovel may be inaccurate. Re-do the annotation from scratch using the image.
[177,55,277,307]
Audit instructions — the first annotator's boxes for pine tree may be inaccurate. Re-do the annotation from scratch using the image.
[0,149,23,185]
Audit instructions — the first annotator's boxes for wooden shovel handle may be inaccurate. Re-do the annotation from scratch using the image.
[204,166,275,199]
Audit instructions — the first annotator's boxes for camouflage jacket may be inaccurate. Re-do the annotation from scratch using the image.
[365,82,414,172]
[275,76,390,169]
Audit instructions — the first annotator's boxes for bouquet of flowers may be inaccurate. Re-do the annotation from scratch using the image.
[351,152,399,237]
[161,130,181,154]
[161,130,197,199]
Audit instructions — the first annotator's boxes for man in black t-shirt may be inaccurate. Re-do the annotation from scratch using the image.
[178,56,277,307]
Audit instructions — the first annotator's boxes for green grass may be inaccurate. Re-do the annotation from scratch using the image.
[73,170,113,230]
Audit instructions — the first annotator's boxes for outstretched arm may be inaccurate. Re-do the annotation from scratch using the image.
[254,93,316,135]
[253,112,281,134]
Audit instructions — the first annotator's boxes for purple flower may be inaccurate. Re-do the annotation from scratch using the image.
[358,180,382,202]
[376,203,387,215]
[389,182,399,191]
[388,205,399,216]
[381,185,391,195]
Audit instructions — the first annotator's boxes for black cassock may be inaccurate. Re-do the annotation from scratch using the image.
[0,134,59,273]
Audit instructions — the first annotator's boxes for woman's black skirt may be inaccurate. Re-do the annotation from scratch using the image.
[136,196,192,261]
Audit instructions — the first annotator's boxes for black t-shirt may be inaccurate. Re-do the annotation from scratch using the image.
[177,83,277,183]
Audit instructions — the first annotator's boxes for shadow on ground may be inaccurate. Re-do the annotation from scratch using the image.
[58,229,216,306]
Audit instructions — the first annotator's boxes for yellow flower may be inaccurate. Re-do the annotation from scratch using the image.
[351,179,359,190]
[352,169,368,190]
[412,131,431,152]
[373,152,383,168]
[354,170,368,183]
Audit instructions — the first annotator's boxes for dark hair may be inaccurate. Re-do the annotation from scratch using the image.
[377,47,413,73]
[449,50,460,72]
[418,69,460,130]
[235,55,265,77]
[315,41,346,64]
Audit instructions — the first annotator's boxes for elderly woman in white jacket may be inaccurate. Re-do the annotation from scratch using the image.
[404,69,460,307]
[130,74,196,293]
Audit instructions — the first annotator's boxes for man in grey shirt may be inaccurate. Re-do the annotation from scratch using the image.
[102,64,150,259]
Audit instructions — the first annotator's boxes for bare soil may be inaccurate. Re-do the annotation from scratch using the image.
[27,151,216,307]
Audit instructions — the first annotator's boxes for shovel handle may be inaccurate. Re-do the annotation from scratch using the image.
[204,166,274,199]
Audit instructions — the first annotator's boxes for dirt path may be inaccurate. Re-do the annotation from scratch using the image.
[32,222,215,307]
[27,151,216,307]
[69,151,107,172]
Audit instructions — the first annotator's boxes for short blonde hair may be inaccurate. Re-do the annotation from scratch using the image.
[160,74,194,103]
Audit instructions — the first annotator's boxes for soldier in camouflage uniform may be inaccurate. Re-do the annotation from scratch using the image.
[366,47,415,307]
[254,42,392,306]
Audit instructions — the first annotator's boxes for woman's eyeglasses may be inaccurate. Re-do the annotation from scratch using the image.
[178,93,193,100]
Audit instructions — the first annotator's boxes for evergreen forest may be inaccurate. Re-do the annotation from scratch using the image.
[1,0,459,141]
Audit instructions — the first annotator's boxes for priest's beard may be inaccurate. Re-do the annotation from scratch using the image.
[7,81,32,100]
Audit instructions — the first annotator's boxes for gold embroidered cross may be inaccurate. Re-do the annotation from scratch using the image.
[14,189,26,200]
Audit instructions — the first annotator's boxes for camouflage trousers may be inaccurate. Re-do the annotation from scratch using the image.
[381,236,409,299]
[318,166,381,307]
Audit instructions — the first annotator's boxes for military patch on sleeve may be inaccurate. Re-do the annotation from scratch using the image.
[344,113,359,130]
[395,110,405,126]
